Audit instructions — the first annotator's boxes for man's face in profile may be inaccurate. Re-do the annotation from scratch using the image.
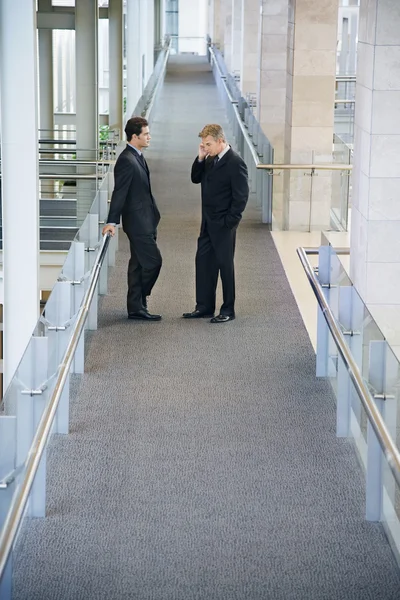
[201,135,223,157]
[134,126,151,151]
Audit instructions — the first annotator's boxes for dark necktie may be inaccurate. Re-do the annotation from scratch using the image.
[137,153,146,168]
[213,156,219,166]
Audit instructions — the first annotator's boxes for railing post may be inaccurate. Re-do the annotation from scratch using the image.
[336,286,364,437]
[84,213,100,331]
[0,416,15,599]
[60,241,85,374]
[44,282,73,434]
[108,227,118,268]
[16,337,49,517]
[366,341,398,521]
[316,245,333,377]
[99,179,109,295]
[262,142,273,224]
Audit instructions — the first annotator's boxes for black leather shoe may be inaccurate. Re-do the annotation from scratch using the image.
[128,309,161,321]
[210,314,235,323]
[182,309,214,319]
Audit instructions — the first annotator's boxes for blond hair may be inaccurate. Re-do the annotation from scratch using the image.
[198,124,226,142]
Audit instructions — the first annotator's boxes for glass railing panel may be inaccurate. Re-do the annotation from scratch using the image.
[0,41,169,586]
[301,245,400,566]
[331,136,352,230]
[381,338,400,556]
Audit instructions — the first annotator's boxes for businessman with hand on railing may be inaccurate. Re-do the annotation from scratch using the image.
[102,117,162,321]
[183,124,249,323]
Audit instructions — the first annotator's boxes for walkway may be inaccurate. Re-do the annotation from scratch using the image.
[13,56,400,600]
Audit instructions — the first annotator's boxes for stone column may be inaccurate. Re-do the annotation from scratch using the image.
[283,0,338,230]
[126,0,141,117]
[224,0,233,71]
[38,0,54,198]
[38,0,54,139]
[140,0,148,91]
[239,0,258,96]
[350,0,400,353]
[109,0,123,138]
[257,0,288,229]
[209,0,223,48]
[146,0,155,80]
[75,0,99,222]
[0,0,40,389]
[231,0,242,76]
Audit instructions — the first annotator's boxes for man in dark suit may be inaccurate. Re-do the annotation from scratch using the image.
[102,117,162,321]
[183,124,249,323]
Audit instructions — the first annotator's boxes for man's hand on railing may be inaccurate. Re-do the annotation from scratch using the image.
[102,224,115,237]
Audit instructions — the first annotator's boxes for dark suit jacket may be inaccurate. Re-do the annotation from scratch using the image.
[191,148,249,232]
[107,145,160,236]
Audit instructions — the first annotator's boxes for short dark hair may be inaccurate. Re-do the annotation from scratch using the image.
[125,117,148,141]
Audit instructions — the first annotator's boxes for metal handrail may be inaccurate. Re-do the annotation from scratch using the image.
[297,247,400,488]
[144,40,171,121]
[0,174,101,180]
[209,46,260,167]
[257,164,352,171]
[38,160,114,166]
[0,233,111,581]
[336,75,356,81]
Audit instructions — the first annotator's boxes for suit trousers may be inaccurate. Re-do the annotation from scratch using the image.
[127,233,162,313]
[195,223,236,316]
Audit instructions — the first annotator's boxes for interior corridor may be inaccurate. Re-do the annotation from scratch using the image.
[12,56,400,600]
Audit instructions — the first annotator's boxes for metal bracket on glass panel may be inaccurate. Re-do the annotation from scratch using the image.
[0,464,24,489]
[21,386,47,396]
[57,276,82,286]
[373,393,395,400]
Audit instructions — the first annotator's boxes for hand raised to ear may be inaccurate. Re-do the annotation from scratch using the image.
[198,143,207,161]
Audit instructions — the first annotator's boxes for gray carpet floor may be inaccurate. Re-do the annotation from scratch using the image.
[12,56,400,599]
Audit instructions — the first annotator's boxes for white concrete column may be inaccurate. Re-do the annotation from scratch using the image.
[126,0,141,116]
[216,0,226,50]
[109,0,123,137]
[283,0,338,230]
[38,0,54,137]
[146,0,155,82]
[140,0,148,91]
[231,0,242,76]
[350,0,400,354]
[76,0,99,222]
[160,0,166,42]
[239,0,258,96]
[208,0,215,41]
[0,1,40,389]
[224,0,233,71]
[76,0,98,152]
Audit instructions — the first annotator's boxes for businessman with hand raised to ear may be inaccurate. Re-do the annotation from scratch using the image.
[183,124,249,323]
